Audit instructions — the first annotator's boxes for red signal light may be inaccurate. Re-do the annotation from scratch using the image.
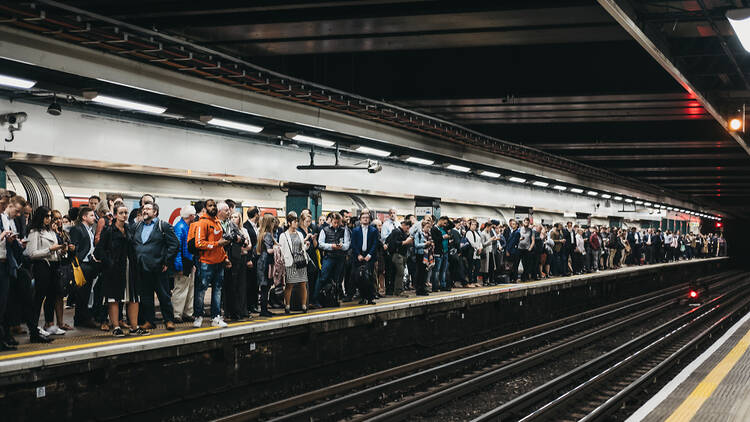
[689,290,698,299]
[716,222,723,228]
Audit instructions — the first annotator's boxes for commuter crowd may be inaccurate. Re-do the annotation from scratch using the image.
[0,191,728,349]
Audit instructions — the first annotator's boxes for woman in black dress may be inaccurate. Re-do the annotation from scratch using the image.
[95,204,148,337]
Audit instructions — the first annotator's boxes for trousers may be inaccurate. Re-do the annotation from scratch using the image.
[171,271,194,318]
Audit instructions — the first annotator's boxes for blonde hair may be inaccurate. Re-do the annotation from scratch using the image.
[256,214,277,254]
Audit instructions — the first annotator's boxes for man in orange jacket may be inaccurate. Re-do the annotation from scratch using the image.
[192,199,231,328]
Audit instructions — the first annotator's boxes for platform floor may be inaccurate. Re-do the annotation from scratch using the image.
[629,304,750,422]
[0,257,726,373]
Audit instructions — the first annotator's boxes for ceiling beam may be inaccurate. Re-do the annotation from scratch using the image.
[615,166,750,172]
[456,115,712,124]
[530,141,737,150]
[565,153,748,160]
[641,175,750,181]
[597,0,750,156]
[401,93,694,107]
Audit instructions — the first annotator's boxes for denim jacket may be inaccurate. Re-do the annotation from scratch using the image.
[413,227,427,255]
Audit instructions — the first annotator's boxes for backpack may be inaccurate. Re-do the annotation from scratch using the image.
[318,282,340,308]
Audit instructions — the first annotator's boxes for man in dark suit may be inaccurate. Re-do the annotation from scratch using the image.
[350,209,379,304]
[243,206,260,313]
[132,203,179,330]
[562,222,576,276]
[69,206,104,328]
[627,227,641,265]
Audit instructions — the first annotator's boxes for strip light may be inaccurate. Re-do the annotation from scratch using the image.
[532,181,549,187]
[292,134,335,147]
[727,9,750,52]
[92,95,166,114]
[207,118,263,133]
[0,74,36,89]
[635,200,643,205]
[570,188,584,194]
[447,164,471,172]
[509,177,527,183]
[625,198,633,203]
[587,191,598,196]
[356,146,390,157]
[613,196,623,201]
[601,194,612,199]
[405,157,434,165]
[552,185,567,191]
[480,170,501,178]
[644,202,652,206]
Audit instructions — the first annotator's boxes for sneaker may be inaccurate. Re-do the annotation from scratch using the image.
[130,327,151,336]
[38,326,51,337]
[211,316,228,328]
[112,327,125,337]
[46,325,66,335]
[192,316,203,328]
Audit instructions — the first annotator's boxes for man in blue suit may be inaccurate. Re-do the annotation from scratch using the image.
[351,209,379,305]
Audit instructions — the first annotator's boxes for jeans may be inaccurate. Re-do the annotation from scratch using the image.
[194,262,224,319]
[591,249,601,270]
[431,254,448,290]
[313,255,345,303]
[138,268,175,325]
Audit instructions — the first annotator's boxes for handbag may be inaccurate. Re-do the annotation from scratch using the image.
[71,256,87,287]
[284,233,307,269]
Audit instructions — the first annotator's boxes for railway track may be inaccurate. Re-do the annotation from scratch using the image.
[471,275,750,422]
[213,271,742,422]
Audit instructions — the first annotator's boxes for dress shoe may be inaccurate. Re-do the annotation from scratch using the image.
[141,322,155,330]
[165,321,176,331]
[181,315,195,322]
[1,341,17,351]
[259,310,274,317]
[30,332,52,344]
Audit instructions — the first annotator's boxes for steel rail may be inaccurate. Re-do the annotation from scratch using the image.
[324,275,743,422]
[472,276,750,421]
[212,274,735,422]
[580,296,750,421]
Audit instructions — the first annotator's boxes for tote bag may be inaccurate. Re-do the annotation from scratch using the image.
[72,256,87,287]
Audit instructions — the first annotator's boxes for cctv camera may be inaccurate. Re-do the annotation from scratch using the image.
[367,159,382,174]
[0,112,27,126]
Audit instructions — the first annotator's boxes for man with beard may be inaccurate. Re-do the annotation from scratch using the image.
[193,199,232,328]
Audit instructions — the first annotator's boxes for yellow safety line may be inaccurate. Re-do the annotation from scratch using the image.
[665,328,750,422]
[0,278,576,362]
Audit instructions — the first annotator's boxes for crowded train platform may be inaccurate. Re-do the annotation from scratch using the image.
[1,1,749,420]
[0,191,728,349]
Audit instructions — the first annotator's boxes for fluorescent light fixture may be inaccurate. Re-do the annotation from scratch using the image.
[356,146,390,157]
[0,74,36,89]
[667,207,673,210]
[92,95,166,114]
[587,191,598,196]
[292,134,335,147]
[509,176,527,183]
[446,164,471,172]
[405,157,434,165]
[728,9,750,52]
[635,200,643,205]
[625,198,633,203]
[98,78,169,96]
[532,181,549,187]
[552,185,567,191]
[613,196,623,201]
[601,194,612,199]
[480,170,501,178]
[644,202,652,206]
[570,188,584,193]
[207,118,263,133]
